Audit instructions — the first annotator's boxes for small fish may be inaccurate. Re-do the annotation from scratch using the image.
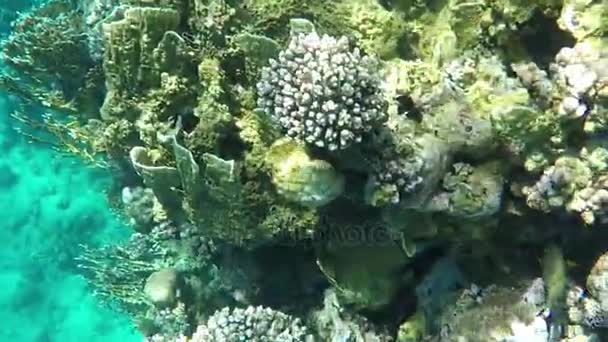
[543,244,568,342]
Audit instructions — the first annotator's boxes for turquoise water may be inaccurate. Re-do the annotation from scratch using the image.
[0,95,142,341]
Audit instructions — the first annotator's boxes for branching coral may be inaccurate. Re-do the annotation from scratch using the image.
[76,233,168,317]
[1,0,94,89]
[0,0,102,114]
[78,222,220,337]
[256,31,387,151]
[188,306,310,341]
[10,108,109,168]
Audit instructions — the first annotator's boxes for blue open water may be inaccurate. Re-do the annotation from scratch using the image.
[0,97,142,341]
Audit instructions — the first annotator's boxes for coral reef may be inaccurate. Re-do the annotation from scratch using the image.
[0,0,101,115]
[4,0,608,341]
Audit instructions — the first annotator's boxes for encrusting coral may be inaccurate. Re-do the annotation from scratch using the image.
[5,0,608,341]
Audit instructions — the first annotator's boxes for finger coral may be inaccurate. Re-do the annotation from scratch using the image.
[189,306,310,342]
[256,32,387,151]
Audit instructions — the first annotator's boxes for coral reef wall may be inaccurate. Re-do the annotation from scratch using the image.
[2,0,608,341]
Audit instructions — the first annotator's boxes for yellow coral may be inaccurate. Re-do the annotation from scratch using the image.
[337,0,406,58]
[397,312,426,342]
[266,139,344,208]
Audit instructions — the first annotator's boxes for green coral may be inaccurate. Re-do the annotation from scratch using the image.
[427,101,496,158]
[243,0,405,59]
[186,57,234,157]
[0,0,101,115]
[265,139,345,209]
[182,133,320,245]
[416,9,459,65]
[240,0,342,40]
[382,58,442,104]
[232,32,280,69]
[100,7,182,120]
[446,0,487,51]
[397,312,426,342]
[236,109,281,173]
[188,0,236,45]
[396,0,563,63]
[335,0,407,58]
[493,105,564,172]
[425,162,504,218]
[288,18,316,36]
[181,149,249,244]
[438,55,565,171]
